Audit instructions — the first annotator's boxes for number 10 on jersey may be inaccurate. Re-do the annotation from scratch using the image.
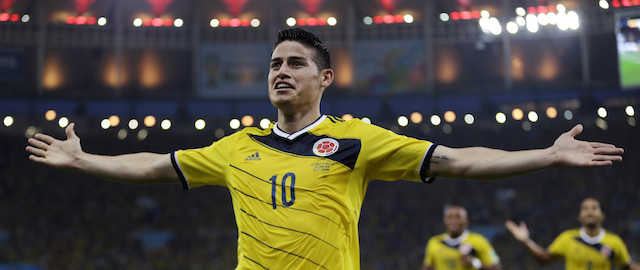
[270,173,296,209]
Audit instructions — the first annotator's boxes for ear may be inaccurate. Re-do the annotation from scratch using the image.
[320,68,334,88]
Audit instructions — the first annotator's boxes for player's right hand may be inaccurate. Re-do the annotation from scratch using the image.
[505,220,530,242]
[26,123,83,170]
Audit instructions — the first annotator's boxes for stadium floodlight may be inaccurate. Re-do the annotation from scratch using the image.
[512,108,524,120]
[101,119,110,129]
[58,117,69,128]
[564,110,573,120]
[260,118,271,129]
[440,13,449,22]
[515,7,526,16]
[108,115,120,127]
[398,116,409,127]
[444,111,456,123]
[3,116,14,127]
[557,12,569,30]
[556,4,566,13]
[133,18,142,27]
[481,10,490,18]
[21,14,29,22]
[567,11,579,30]
[526,14,539,33]
[599,0,610,9]
[241,115,254,127]
[128,119,138,130]
[410,112,423,124]
[528,111,539,122]
[210,19,220,27]
[342,114,353,121]
[597,107,607,118]
[229,119,240,129]
[479,17,490,32]
[537,13,549,25]
[361,117,371,124]
[595,118,608,130]
[97,17,107,26]
[404,14,413,23]
[286,17,296,26]
[160,119,171,130]
[25,126,37,138]
[117,129,127,140]
[507,21,518,34]
[195,119,206,130]
[45,110,56,121]
[495,112,507,124]
[489,17,502,35]
[516,16,525,26]
[464,114,474,125]
[251,19,260,27]
[363,16,373,25]
[547,12,557,25]
[137,129,148,140]
[430,115,442,126]
[626,105,635,117]
[174,18,183,27]
[522,121,532,131]
[327,17,337,26]
[546,107,558,119]
[144,115,156,127]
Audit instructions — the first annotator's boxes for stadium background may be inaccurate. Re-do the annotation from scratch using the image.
[1,0,639,269]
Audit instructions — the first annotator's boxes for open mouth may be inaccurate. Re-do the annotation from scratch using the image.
[275,82,294,90]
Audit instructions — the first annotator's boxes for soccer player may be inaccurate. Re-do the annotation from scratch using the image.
[26,28,624,270]
[505,198,640,270]
[422,205,501,270]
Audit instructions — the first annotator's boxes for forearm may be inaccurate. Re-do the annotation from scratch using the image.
[74,152,178,185]
[432,146,557,180]
[520,239,554,263]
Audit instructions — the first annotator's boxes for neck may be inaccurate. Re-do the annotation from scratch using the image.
[277,109,322,134]
[582,224,602,237]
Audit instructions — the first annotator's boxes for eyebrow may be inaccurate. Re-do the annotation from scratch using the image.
[270,56,307,63]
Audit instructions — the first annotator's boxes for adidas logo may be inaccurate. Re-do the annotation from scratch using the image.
[244,152,261,161]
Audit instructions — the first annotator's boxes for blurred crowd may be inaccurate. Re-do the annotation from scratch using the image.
[1,120,638,270]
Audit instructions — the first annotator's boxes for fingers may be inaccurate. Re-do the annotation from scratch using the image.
[520,221,527,229]
[65,123,78,139]
[504,220,517,231]
[34,133,56,144]
[27,137,50,150]
[28,155,46,163]
[567,124,584,138]
[25,145,46,157]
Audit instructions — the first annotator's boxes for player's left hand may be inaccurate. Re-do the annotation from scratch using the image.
[552,124,623,167]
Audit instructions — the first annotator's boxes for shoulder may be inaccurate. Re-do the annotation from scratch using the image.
[556,228,580,240]
[468,232,491,243]
[427,233,446,243]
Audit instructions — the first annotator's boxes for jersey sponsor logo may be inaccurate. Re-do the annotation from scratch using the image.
[312,138,339,157]
[600,245,612,258]
[244,152,261,161]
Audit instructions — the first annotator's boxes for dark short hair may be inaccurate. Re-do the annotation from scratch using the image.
[274,27,331,71]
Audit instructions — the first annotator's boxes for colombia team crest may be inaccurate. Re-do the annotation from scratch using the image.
[313,138,339,157]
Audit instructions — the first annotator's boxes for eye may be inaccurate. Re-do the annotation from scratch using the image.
[271,63,281,68]
[292,61,303,66]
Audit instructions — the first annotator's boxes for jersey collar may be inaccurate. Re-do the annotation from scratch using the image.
[444,230,470,246]
[273,115,327,141]
[579,227,606,245]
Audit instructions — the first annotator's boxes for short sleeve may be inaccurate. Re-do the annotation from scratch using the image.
[172,135,233,189]
[547,231,570,257]
[476,237,501,265]
[613,235,632,267]
[359,122,436,183]
[424,238,436,265]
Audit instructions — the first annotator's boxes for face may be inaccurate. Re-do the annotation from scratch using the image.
[578,198,605,227]
[444,206,468,237]
[268,41,332,113]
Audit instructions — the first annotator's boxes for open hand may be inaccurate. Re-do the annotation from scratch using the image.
[505,220,530,243]
[552,124,623,168]
[26,123,83,170]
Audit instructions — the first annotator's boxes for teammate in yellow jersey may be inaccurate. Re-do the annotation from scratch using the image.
[26,27,624,270]
[422,205,501,270]
[506,198,640,270]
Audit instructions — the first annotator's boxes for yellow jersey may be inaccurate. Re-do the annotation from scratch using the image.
[548,228,632,270]
[424,230,501,270]
[172,115,436,270]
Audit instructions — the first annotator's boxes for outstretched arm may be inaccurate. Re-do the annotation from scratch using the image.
[504,220,555,263]
[26,123,180,185]
[427,124,623,180]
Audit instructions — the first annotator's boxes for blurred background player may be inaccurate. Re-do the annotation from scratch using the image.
[422,205,501,270]
[505,197,640,270]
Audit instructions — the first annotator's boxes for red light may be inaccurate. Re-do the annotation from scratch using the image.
[229,18,241,27]
[0,13,9,21]
[548,5,557,13]
[633,0,640,5]
[383,15,394,24]
[164,18,173,26]
[318,17,327,25]
[296,18,306,26]
[9,14,18,21]
[307,17,318,26]
[87,17,97,25]
[471,10,480,19]
[537,6,548,14]
[220,19,229,27]
[241,18,250,27]
[75,16,87,25]
[622,0,632,6]
[394,14,403,23]
[460,11,471,20]
[152,18,163,27]
[612,0,621,7]
[450,12,460,20]
[373,15,383,24]
[66,16,75,24]
[143,18,152,26]
[527,7,537,14]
